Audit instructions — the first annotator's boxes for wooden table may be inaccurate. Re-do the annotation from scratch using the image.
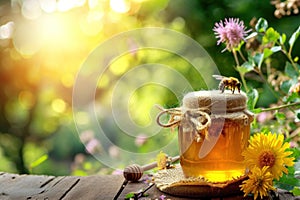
[0,172,298,200]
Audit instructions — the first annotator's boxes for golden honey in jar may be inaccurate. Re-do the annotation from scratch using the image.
[178,90,253,182]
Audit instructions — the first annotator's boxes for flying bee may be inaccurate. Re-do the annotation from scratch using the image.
[212,75,241,94]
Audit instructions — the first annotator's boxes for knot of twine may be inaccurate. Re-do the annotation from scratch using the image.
[156,105,211,133]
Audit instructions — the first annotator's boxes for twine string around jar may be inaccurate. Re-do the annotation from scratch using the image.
[156,103,224,158]
[156,105,212,134]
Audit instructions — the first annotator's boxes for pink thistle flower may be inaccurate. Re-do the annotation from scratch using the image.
[213,18,250,51]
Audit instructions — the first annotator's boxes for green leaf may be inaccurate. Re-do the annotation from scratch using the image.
[253,53,264,69]
[276,176,300,190]
[233,40,245,51]
[262,27,280,44]
[275,112,286,121]
[263,48,273,59]
[125,192,135,199]
[29,154,48,169]
[291,187,300,196]
[280,33,286,44]
[142,193,149,197]
[280,80,294,93]
[262,46,281,59]
[245,32,258,40]
[247,88,259,111]
[287,164,295,175]
[285,92,300,103]
[271,46,281,53]
[285,62,299,78]
[275,165,300,191]
[255,18,268,33]
[72,169,88,176]
[237,62,254,76]
[289,25,300,51]
[290,147,300,161]
[260,126,272,134]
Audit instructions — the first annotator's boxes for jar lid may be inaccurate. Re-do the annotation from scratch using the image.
[182,90,247,114]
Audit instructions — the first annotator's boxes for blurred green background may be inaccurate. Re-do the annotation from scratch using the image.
[0,0,299,176]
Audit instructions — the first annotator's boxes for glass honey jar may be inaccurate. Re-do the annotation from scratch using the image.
[178,90,253,182]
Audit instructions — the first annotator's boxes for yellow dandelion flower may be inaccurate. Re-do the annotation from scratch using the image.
[240,166,275,200]
[243,132,294,180]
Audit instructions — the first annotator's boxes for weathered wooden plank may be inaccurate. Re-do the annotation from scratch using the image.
[0,172,299,200]
[0,172,124,200]
[63,175,124,200]
[0,172,55,199]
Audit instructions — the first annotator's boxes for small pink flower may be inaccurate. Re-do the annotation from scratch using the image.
[289,141,298,148]
[111,169,123,175]
[257,112,268,123]
[213,18,250,51]
[135,134,148,147]
[85,138,101,154]
[140,174,152,183]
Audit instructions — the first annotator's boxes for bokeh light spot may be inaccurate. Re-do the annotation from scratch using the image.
[80,11,103,36]
[22,0,42,20]
[87,10,103,21]
[40,14,66,43]
[73,0,86,8]
[57,0,74,12]
[51,98,66,113]
[75,112,90,125]
[109,56,130,75]
[0,21,14,39]
[171,17,185,31]
[61,73,74,88]
[13,22,42,56]
[39,0,57,13]
[56,0,86,12]
[110,0,131,13]
[19,90,35,109]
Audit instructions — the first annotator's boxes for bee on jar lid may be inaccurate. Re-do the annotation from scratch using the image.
[213,75,241,94]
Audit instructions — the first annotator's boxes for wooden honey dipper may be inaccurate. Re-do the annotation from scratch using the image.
[113,155,180,199]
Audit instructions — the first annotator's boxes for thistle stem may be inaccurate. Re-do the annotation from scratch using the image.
[238,49,247,62]
[232,49,249,92]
